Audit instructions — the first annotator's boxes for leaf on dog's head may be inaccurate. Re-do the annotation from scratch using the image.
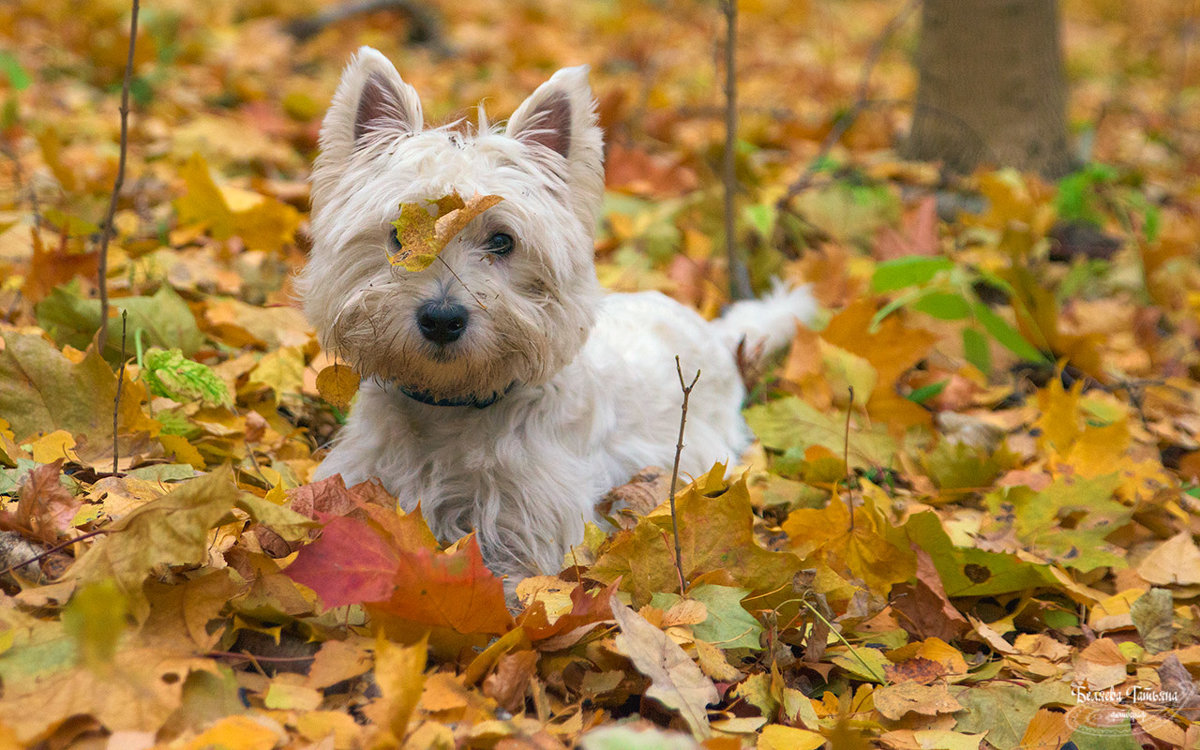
[387,191,504,272]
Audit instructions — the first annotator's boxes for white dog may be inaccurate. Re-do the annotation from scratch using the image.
[299,47,815,585]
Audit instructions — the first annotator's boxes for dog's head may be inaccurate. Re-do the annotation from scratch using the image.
[300,48,604,406]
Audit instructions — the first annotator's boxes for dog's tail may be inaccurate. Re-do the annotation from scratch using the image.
[710,280,818,356]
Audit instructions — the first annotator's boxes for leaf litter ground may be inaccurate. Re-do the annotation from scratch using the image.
[1,0,1200,748]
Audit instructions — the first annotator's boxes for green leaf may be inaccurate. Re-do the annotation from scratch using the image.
[745,396,898,470]
[1130,588,1174,653]
[62,580,128,668]
[962,327,991,374]
[904,511,1058,597]
[743,203,775,239]
[981,474,1128,573]
[688,584,762,651]
[870,256,953,293]
[954,681,1077,750]
[36,283,205,361]
[829,645,890,683]
[970,301,1048,363]
[143,349,231,407]
[0,52,31,91]
[911,292,971,320]
[906,381,947,404]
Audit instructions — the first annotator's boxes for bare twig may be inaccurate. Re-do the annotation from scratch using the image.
[97,0,140,352]
[777,0,919,209]
[113,310,128,475]
[205,650,317,664]
[0,527,110,578]
[720,0,752,300]
[668,356,701,593]
[844,385,854,533]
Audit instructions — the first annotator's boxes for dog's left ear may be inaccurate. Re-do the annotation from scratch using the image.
[507,66,604,224]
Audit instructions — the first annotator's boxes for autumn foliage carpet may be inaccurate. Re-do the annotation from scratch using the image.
[1,0,1200,748]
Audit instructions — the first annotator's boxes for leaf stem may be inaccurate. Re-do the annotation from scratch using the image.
[800,597,888,684]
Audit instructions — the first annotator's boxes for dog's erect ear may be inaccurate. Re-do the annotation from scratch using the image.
[506,67,604,223]
[316,47,422,170]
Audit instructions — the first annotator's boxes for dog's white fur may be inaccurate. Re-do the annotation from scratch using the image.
[299,48,816,584]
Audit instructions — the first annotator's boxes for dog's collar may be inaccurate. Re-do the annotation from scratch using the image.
[395,383,512,409]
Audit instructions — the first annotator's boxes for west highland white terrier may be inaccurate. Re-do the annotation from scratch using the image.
[299,47,816,586]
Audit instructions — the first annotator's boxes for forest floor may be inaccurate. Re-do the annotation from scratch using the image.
[1,0,1200,748]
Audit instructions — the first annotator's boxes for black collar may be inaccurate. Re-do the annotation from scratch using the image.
[396,383,510,409]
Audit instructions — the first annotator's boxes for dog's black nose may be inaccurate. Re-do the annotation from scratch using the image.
[416,301,469,344]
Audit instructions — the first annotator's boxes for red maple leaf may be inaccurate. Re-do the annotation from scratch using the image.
[284,515,399,608]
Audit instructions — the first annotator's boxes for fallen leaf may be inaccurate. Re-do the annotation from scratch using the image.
[67,467,241,621]
[610,600,717,739]
[872,681,962,721]
[1137,532,1200,586]
[284,515,401,609]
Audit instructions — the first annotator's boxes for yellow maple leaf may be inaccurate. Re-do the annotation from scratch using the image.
[388,192,504,272]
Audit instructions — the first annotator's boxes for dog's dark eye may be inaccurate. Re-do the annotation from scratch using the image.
[485,232,514,256]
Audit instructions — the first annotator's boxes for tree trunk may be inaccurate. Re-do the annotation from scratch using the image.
[904,0,1072,178]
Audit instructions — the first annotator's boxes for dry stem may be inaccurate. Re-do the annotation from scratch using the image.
[113,310,128,475]
[97,0,140,352]
[721,0,752,300]
[668,356,701,593]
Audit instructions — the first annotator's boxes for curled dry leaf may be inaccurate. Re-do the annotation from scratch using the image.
[388,192,504,272]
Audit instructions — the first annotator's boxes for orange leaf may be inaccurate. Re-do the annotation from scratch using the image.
[375,534,514,636]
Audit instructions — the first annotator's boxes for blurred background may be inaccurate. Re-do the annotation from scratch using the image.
[1,0,1196,311]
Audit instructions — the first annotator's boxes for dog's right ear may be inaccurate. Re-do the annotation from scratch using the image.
[316,47,422,172]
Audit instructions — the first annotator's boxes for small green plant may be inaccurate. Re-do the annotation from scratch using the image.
[870,256,1051,375]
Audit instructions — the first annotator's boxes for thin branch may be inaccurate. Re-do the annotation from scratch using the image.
[97,0,140,352]
[777,0,918,209]
[721,0,752,300]
[0,527,110,578]
[845,385,855,533]
[668,356,701,593]
[112,310,128,475]
[206,650,317,664]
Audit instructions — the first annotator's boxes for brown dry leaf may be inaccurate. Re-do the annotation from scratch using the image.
[1137,532,1200,586]
[482,650,539,713]
[871,681,962,721]
[1072,638,1127,690]
[610,600,718,739]
[15,459,80,543]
